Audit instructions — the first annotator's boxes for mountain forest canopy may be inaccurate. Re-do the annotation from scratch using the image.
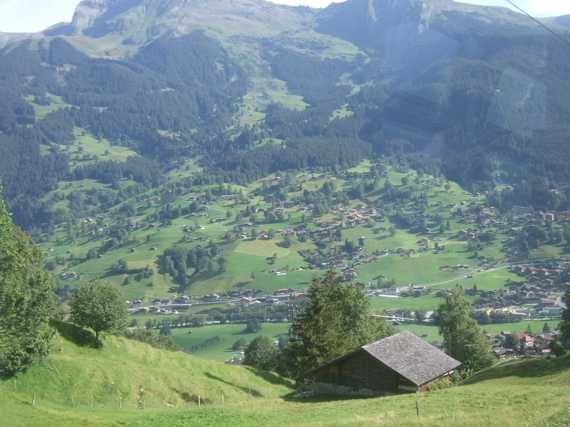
[2,0,570,231]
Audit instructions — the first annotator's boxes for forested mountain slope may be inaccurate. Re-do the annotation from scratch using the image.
[2,0,570,231]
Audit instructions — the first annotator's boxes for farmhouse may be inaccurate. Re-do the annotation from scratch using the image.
[308,332,461,394]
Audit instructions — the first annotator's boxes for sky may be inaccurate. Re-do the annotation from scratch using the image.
[1,0,570,33]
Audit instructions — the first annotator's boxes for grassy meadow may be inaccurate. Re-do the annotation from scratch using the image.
[168,321,561,359]
[2,328,570,427]
[171,323,290,361]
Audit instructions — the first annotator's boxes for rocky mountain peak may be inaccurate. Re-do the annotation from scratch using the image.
[71,0,115,33]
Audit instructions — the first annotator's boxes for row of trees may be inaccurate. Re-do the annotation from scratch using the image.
[158,243,226,288]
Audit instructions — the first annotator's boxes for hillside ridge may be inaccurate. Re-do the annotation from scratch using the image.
[2,328,570,426]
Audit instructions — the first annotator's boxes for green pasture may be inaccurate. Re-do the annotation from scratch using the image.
[171,323,290,361]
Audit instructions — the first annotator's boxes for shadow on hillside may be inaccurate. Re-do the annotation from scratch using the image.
[171,388,212,405]
[244,367,295,388]
[282,392,375,403]
[464,355,570,385]
[205,373,263,397]
[51,321,99,348]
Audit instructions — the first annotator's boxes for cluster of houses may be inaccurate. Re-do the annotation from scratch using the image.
[127,295,192,315]
[472,261,568,319]
[59,271,81,281]
[489,329,561,358]
[127,288,306,315]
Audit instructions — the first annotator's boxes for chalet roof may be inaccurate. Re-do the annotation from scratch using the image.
[362,332,461,386]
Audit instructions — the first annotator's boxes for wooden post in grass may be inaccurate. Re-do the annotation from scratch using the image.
[198,395,201,408]
[416,400,420,417]
[32,393,37,407]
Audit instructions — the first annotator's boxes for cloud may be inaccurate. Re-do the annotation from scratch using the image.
[0,0,79,33]
[525,0,570,17]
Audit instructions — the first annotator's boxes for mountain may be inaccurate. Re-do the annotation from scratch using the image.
[1,0,570,230]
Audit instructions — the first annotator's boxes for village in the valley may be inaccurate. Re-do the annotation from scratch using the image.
[47,161,569,361]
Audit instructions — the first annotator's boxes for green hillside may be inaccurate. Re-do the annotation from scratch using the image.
[1,328,570,427]
[0,328,292,427]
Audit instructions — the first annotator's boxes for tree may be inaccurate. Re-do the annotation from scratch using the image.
[232,338,248,351]
[285,271,394,380]
[70,282,128,345]
[217,257,227,273]
[243,336,277,371]
[504,333,520,350]
[0,197,56,377]
[244,318,262,334]
[543,322,552,334]
[159,324,172,336]
[280,236,292,248]
[437,288,494,371]
[415,310,426,323]
[563,225,570,248]
[113,259,128,274]
[561,287,570,348]
[550,340,567,358]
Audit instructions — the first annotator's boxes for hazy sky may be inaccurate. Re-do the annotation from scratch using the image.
[1,0,570,33]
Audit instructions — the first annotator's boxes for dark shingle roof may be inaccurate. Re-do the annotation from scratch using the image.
[362,331,461,386]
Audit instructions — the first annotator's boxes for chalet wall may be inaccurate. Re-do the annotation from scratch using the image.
[312,350,409,393]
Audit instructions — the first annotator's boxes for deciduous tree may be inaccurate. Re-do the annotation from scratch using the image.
[70,282,128,346]
[243,336,277,371]
[0,197,55,377]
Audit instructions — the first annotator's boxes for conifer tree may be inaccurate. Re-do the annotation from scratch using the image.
[560,287,570,348]
[285,271,394,380]
[437,288,494,371]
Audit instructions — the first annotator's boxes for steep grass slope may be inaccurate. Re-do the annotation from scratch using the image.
[0,327,292,427]
[125,354,570,427]
[2,327,570,427]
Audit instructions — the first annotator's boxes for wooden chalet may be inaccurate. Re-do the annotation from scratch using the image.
[308,332,461,393]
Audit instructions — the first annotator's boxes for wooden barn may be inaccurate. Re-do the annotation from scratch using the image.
[308,331,461,393]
